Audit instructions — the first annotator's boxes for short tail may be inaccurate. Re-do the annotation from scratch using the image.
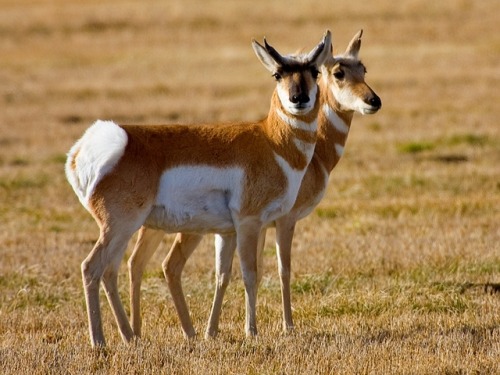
[65,120,128,210]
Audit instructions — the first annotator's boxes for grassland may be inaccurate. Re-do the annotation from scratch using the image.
[0,0,499,373]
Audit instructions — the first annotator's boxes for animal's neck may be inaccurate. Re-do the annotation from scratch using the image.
[264,89,320,171]
[315,80,354,172]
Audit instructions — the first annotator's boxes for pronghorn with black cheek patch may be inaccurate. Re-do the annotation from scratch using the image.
[65,31,331,347]
[127,30,381,339]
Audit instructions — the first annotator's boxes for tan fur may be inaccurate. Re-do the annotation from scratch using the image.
[127,30,382,340]
[67,31,332,347]
[89,90,319,220]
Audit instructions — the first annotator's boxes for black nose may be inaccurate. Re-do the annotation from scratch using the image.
[291,93,310,104]
[369,95,382,108]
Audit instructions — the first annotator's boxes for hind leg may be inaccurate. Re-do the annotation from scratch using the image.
[128,227,165,337]
[82,226,137,347]
[82,206,149,347]
[163,233,203,338]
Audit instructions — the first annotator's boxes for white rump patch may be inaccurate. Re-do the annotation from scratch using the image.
[322,104,349,134]
[65,120,128,210]
[147,166,244,233]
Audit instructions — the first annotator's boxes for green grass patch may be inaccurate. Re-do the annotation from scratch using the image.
[445,133,490,147]
[0,174,48,191]
[48,153,68,164]
[318,296,390,317]
[397,133,496,155]
[292,272,337,296]
[398,141,435,154]
[315,207,341,219]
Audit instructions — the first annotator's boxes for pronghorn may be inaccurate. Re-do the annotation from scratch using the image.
[65,31,331,347]
[128,30,381,339]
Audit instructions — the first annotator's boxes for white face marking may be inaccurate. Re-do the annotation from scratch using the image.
[322,104,349,134]
[335,143,344,157]
[331,86,360,113]
[65,120,128,210]
[355,97,378,115]
[150,166,244,231]
[331,83,376,115]
[277,83,317,116]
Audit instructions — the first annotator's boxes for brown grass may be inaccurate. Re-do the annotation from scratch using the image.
[0,0,499,373]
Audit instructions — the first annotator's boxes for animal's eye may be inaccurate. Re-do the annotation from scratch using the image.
[272,72,282,81]
[333,70,345,80]
[310,68,320,79]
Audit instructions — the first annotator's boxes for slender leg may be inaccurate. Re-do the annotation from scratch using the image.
[163,233,203,339]
[128,227,165,337]
[256,228,267,288]
[82,225,137,347]
[102,261,135,344]
[81,239,106,347]
[275,217,297,332]
[235,218,262,337]
[205,233,237,338]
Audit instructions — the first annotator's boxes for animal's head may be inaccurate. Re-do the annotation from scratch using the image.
[252,30,332,116]
[321,30,381,115]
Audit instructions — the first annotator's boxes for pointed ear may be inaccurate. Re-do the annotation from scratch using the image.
[345,29,363,58]
[252,38,282,73]
[306,30,332,68]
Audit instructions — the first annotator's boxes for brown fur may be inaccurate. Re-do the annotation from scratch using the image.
[88,88,319,220]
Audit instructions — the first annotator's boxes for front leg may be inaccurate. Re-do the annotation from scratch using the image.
[205,233,237,339]
[275,216,297,332]
[235,217,263,337]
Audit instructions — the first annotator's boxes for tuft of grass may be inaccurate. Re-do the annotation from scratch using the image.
[48,154,68,164]
[397,141,435,154]
[315,207,341,219]
[0,174,48,190]
[445,133,490,147]
[291,272,337,296]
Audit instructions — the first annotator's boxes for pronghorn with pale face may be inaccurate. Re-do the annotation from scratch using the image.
[127,30,381,339]
[65,31,331,347]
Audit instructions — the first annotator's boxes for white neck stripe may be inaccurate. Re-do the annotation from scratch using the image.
[335,143,344,157]
[322,104,349,134]
[276,109,317,133]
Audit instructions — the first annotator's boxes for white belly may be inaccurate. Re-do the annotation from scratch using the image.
[145,165,244,233]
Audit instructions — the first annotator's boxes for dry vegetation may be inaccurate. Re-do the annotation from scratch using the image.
[0,0,499,373]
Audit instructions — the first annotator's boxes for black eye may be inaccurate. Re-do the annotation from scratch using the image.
[333,70,345,80]
[310,68,320,79]
[272,72,282,81]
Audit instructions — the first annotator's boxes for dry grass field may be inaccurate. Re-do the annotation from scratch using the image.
[0,0,499,373]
